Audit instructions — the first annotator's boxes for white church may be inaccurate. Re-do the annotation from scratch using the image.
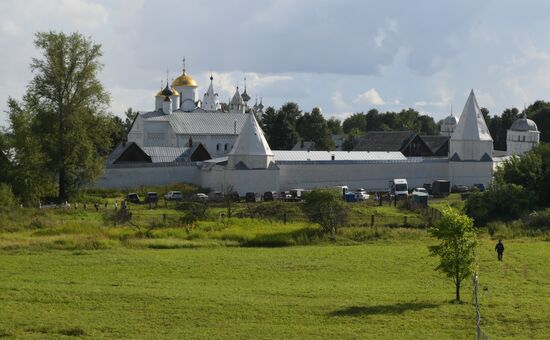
[96,62,540,194]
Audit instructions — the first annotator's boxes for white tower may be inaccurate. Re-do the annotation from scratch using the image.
[227,111,274,169]
[172,58,198,112]
[229,87,245,113]
[162,96,172,115]
[506,111,539,156]
[440,108,458,137]
[450,90,493,161]
[202,74,221,111]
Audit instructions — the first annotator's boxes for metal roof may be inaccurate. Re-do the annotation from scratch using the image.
[272,150,406,162]
[142,146,191,163]
[451,90,493,141]
[140,110,248,135]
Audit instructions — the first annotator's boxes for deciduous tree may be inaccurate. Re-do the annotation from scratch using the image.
[429,207,478,302]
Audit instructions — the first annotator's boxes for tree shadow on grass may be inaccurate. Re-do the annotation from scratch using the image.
[329,302,440,317]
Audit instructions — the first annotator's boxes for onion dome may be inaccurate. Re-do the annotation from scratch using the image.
[172,70,197,87]
[231,87,244,105]
[241,90,251,102]
[171,87,180,96]
[161,84,173,96]
[444,114,458,126]
[511,113,538,131]
[258,97,264,110]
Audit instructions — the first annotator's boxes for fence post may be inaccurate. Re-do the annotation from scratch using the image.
[371,214,375,227]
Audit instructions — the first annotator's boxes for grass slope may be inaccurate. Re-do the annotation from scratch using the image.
[0,239,548,339]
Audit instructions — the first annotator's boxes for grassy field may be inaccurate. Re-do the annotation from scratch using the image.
[0,239,549,339]
[0,192,548,338]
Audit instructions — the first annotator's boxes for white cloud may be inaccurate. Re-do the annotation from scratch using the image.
[353,88,385,105]
[332,90,348,111]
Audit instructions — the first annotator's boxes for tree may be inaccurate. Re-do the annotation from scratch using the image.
[327,117,343,135]
[494,143,550,207]
[342,113,367,133]
[302,189,348,234]
[296,107,334,150]
[429,207,478,302]
[123,107,138,134]
[11,31,112,201]
[528,100,550,143]
[269,108,300,150]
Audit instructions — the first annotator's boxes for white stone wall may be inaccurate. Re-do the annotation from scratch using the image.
[144,121,176,147]
[177,134,237,157]
[127,115,144,147]
[200,166,280,195]
[95,164,201,189]
[506,130,540,156]
[450,140,493,161]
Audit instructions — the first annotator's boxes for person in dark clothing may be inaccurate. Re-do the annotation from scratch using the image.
[495,240,505,261]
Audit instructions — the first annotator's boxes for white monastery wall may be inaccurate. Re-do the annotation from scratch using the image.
[201,167,280,195]
[95,164,201,189]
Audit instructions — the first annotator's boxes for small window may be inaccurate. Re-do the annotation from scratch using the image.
[224,143,228,151]
[216,143,220,151]
[522,136,525,142]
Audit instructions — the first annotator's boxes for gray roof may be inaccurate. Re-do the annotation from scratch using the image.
[451,90,492,141]
[140,111,248,135]
[353,131,416,151]
[291,141,317,151]
[142,146,192,163]
[510,116,538,132]
[272,150,406,161]
[421,135,449,153]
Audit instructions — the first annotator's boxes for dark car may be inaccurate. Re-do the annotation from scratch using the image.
[263,191,278,201]
[145,192,159,203]
[228,191,240,202]
[245,192,261,203]
[127,193,140,203]
[473,183,486,192]
[451,185,469,193]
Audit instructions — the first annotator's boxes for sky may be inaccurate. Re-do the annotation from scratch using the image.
[2,0,550,127]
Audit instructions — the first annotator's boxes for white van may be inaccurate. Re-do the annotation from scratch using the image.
[389,179,408,197]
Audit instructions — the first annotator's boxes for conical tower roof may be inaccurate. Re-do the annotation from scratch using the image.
[451,90,492,141]
[229,112,273,156]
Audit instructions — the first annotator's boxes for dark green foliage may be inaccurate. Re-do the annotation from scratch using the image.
[327,117,343,135]
[342,113,367,133]
[103,207,132,226]
[176,201,208,226]
[494,143,550,207]
[296,107,334,150]
[0,183,17,208]
[527,100,550,143]
[521,208,550,231]
[302,189,349,234]
[5,31,114,202]
[465,184,532,227]
[266,103,300,150]
[428,207,477,302]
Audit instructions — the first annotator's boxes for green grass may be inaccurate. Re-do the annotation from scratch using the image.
[0,239,548,339]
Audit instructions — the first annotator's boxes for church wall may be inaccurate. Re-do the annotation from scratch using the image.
[94,164,201,189]
[450,140,493,161]
[448,161,493,186]
[143,121,173,146]
[177,134,237,157]
[127,115,144,147]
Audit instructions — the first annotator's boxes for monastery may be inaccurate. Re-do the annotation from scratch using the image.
[97,61,540,194]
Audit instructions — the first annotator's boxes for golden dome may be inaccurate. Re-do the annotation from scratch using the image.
[171,87,180,96]
[172,71,197,87]
[155,89,164,97]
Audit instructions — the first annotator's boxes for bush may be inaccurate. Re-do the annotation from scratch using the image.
[465,183,532,227]
[177,201,208,226]
[522,208,550,230]
[0,183,17,208]
[302,189,349,234]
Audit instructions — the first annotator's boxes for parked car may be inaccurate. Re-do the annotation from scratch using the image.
[263,191,278,201]
[451,185,469,193]
[356,189,370,201]
[245,192,261,203]
[164,191,183,201]
[192,193,209,202]
[280,191,292,201]
[412,187,428,194]
[432,180,450,197]
[422,183,432,194]
[145,192,159,203]
[209,191,225,202]
[473,183,486,192]
[227,191,240,202]
[127,193,140,203]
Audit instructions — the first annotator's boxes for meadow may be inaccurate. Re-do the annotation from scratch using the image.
[0,191,548,339]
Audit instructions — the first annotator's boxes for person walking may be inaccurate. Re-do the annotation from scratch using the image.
[495,239,505,261]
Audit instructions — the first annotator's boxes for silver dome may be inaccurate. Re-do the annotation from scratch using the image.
[510,117,538,131]
[443,114,458,126]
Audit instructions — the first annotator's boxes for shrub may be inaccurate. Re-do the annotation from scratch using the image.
[465,183,532,227]
[302,189,349,234]
[177,201,208,226]
[522,208,550,230]
[0,183,17,208]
